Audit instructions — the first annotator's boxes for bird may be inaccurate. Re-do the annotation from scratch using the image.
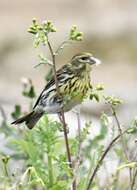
[11,52,101,129]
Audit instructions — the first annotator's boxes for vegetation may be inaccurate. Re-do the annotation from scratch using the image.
[0,19,137,190]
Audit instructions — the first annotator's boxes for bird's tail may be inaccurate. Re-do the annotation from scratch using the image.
[11,111,43,129]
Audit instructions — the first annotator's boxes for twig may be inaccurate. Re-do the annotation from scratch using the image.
[131,169,137,190]
[77,111,82,158]
[111,106,128,160]
[86,129,128,190]
[47,37,60,95]
[110,105,133,185]
[55,40,71,55]
[71,110,82,187]
[47,144,54,187]
[46,36,76,190]
[58,112,72,168]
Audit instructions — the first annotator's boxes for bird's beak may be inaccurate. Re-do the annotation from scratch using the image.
[89,57,101,66]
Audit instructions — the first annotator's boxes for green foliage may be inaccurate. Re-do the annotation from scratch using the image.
[127,127,137,134]
[126,116,137,134]
[11,116,60,188]
[89,84,104,102]
[28,19,56,48]
[132,116,137,127]
[28,19,83,50]
[95,84,104,91]
[104,95,123,106]
[22,79,36,99]
[34,53,53,68]
[69,26,83,41]
[11,104,22,119]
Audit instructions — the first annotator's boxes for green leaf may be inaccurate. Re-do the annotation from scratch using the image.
[45,68,53,82]
[95,84,104,91]
[132,116,137,127]
[90,93,100,102]
[22,82,36,99]
[126,127,137,134]
[100,112,109,129]
[11,104,21,119]
[104,95,123,106]
[34,53,53,68]
[49,180,70,190]
[114,148,125,160]
[29,178,45,187]
[93,93,100,102]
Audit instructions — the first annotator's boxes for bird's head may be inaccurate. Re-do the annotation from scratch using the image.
[71,52,101,72]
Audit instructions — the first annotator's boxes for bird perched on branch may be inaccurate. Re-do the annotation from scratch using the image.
[12,52,101,129]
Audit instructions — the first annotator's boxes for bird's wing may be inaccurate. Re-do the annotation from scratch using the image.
[33,64,72,109]
[33,76,56,109]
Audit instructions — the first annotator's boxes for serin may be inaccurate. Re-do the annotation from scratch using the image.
[12,52,101,129]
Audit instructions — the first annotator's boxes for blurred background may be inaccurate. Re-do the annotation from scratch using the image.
[0,0,137,124]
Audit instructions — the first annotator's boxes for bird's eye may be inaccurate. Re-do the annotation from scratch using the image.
[80,57,88,61]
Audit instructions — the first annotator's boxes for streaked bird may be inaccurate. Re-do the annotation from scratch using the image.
[11,52,101,129]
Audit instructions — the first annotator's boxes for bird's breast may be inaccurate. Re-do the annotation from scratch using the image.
[60,71,91,98]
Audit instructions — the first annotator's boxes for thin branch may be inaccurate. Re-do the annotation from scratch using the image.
[47,143,54,187]
[131,169,137,190]
[111,106,129,160]
[47,36,72,165]
[110,106,133,186]
[86,129,128,190]
[47,37,60,96]
[58,112,72,168]
[46,36,76,190]
[71,110,82,187]
[55,40,71,55]
[77,111,82,159]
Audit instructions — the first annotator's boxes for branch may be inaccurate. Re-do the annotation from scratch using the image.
[131,168,137,190]
[111,105,129,160]
[86,129,128,190]
[46,36,76,190]
[110,105,133,186]
[55,40,71,55]
[47,37,60,95]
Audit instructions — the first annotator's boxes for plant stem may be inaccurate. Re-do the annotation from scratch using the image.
[77,111,81,158]
[46,36,76,190]
[47,147,53,187]
[58,112,76,190]
[55,40,71,55]
[131,169,137,190]
[58,112,72,168]
[47,38,60,95]
[111,106,128,160]
[4,162,9,178]
[86,129,128,190]
[2,156,10,181]
[110,106,133,186]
